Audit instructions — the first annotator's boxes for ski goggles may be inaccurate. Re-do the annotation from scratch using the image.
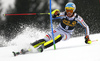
[66,10,74,13]
[65,7,75,10]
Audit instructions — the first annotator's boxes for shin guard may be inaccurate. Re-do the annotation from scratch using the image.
[31,39,46,48]
[44,34,62,49]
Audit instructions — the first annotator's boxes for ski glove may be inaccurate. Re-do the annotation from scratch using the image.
[85,35,91,44]
[52,9,60,18]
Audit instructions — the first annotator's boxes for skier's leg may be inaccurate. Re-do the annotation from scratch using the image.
[30,28,60,47]
[30,27,63,52]
[36,34,62,52]
[43,34,62,49]
[61,32,71,41]
[43,32,71,49]
[31,39,46,48]
[30,34,62,52]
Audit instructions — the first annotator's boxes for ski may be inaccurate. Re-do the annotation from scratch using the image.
[12,51,20,56]
[12,46,44,56]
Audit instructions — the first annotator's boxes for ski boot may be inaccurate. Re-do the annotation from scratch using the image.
[37,45,44,52]
[12,51,20,56]
[20,49,28,54]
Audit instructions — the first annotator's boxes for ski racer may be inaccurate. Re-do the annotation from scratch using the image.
[30,2,92,52]
[28,2,92,52]
[13,2,92,55]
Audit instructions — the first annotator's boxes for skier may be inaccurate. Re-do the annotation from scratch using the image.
[13,2,92,56]
[30,2,92,52]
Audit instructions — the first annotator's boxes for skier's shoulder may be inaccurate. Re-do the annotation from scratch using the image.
[74,13,85,24]
[74,13,83,21]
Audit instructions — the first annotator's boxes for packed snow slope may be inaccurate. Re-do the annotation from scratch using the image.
[0,33,100,61]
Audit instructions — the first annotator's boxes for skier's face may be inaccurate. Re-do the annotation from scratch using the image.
[66,10,73,17]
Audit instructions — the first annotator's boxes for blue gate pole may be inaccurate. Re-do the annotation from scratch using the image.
[49,0,56,50]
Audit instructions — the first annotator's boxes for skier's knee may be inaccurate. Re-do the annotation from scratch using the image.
[62,33,71,41]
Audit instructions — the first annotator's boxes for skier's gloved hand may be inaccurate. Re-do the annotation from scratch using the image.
[85,35,92,44]
[52,9,60,18]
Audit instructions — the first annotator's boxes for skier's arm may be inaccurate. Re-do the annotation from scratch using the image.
[52,9,60,18]
[52,9,65,20]
[77,16,89,36]
[77,16,91,44]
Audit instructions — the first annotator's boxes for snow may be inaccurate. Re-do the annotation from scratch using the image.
[0,33,100,61]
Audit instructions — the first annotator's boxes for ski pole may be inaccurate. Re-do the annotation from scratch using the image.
[3,13,50,16]
[49,0,56,50]
[91,39,98,42]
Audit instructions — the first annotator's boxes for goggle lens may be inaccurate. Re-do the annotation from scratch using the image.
[65,7,75,10]
[66,10,73,13]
